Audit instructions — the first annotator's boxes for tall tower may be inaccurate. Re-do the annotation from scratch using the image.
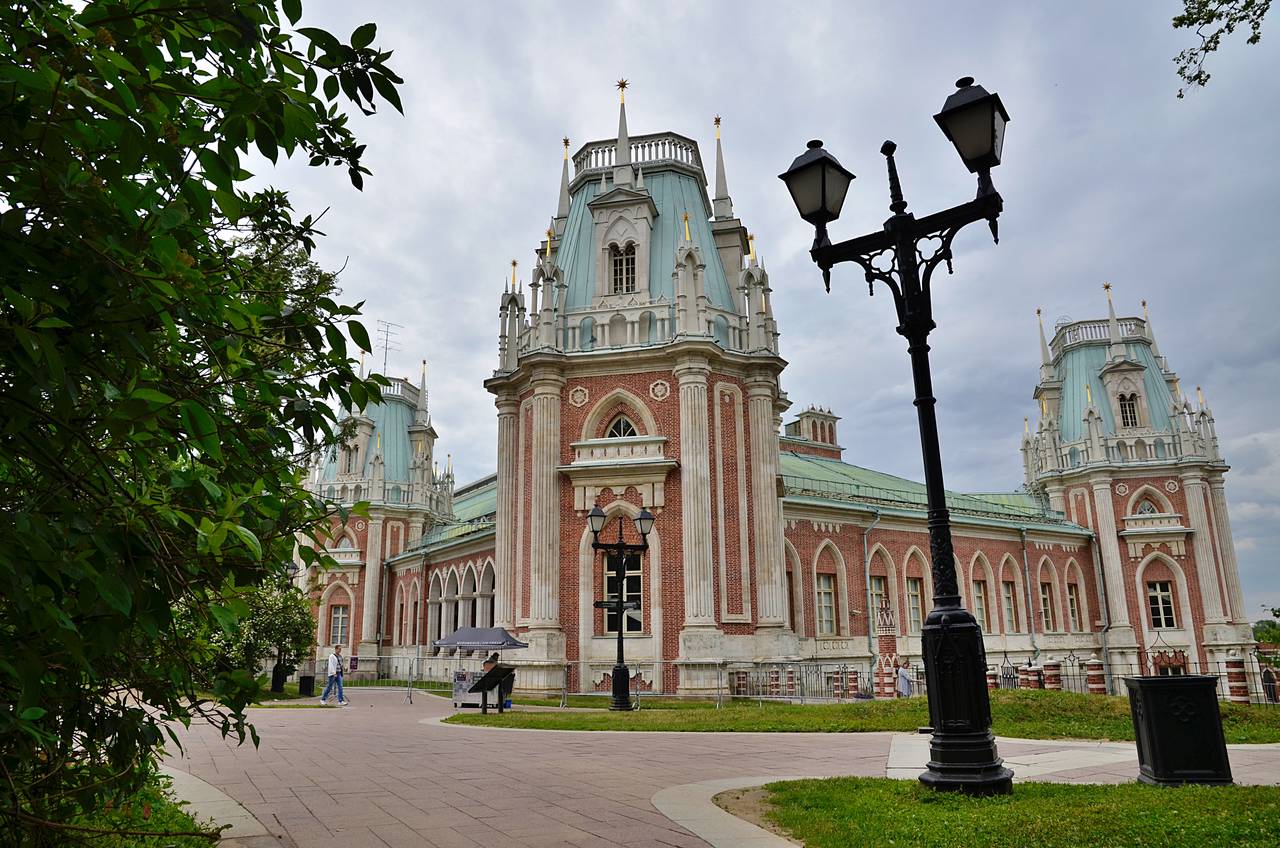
[1023,287,1252,671]
[485,86,795,693]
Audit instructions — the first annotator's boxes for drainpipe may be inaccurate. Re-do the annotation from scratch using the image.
[1088,534,1112,687]
[1018,527,1039,663]
[862,509,882,656]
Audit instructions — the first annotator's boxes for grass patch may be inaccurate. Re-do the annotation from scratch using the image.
[445,689,1280,743]
[760,777,1280,848]
[64,776,213,846]
[511,694,720,710]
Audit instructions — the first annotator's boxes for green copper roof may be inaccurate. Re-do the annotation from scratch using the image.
[779,452,1084,533]
[413,475,497,552]
[1056,341,1174,443]
[557,170,736,314]
[318,393,417,484]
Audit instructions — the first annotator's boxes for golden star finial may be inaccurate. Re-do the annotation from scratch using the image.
[1102,282,1111,292]
[1035,307,1042,317]
[562,136,570,160]
[616,78,628,103]
[714,114,721,140]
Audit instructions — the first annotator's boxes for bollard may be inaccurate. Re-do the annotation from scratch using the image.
[1225,653,1250,704]
[1043,660,1062,691]
[1086,656,1107,695]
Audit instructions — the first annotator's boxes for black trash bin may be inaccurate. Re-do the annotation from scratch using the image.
[1125,675,1232,785]
[297,674,316,697]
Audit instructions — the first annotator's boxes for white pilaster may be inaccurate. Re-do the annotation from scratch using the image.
[494,396,520,628]
[1181,474,1227,623]
[1208,477,1248,625]
[1089,482,1134,634]
[748,381,786,625]
[676,357,716,628]
[360,516,384,647]
[528,373,564,627]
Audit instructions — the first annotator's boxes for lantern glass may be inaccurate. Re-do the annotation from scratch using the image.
[634,508,655,538]
[778,140,855,225]
[934,77,1010,174]
[588,505,607,534]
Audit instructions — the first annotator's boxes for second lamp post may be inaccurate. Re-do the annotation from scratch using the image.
[588,505,654,711]
[779,77,1014,796]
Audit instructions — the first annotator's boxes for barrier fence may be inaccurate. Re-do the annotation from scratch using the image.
[299,650,1277,708]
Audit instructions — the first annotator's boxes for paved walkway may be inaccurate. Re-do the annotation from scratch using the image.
[163,690,1280,848]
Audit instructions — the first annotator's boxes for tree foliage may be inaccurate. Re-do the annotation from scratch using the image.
[0,1,401,841]
[1174,0,1272,96]
[211,578,317,680]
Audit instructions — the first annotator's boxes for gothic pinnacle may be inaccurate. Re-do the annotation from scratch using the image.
[713,114,733,219]
[556,136,571,220]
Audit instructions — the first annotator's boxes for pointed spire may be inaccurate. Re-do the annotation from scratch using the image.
[556,136,571,221]
[1037,308,1051,365]
[545,226,554,261]
[635,164,644,189]
[1104,282,1126,361]
[511,259,518,290]
[748,233,757,266]
[1197,385,1206,408]
[1084,382,1094,408]
[713,115,733,219]
[414,359,429,426]
[613,79,632,186]
[683,211,691,243]
[1142,298,1164,360]
[1024,416,1030,435]
[358,350,365,379]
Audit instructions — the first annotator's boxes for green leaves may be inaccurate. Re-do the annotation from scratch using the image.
[0,1,402,838]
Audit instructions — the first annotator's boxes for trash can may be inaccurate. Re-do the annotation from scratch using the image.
[297,674,315,697]
[1125,675,1232,785]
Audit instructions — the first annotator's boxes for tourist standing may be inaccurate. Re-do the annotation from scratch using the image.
[320,644,348,706]
[897,660,913,698]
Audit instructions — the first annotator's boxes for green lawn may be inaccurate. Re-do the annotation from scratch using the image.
[444,689,1280,743]
[760,777,1280,848]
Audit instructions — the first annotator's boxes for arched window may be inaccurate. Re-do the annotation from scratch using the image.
[606,416,637,439]
[1119,393,1139,428]
[610,243,636,294]
[1136,499,1159,515]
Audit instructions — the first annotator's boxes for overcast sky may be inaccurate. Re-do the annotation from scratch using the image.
[265,2,1279,617]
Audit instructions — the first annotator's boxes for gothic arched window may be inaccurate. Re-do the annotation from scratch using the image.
[1135,499,1159,515]
[1119,393,1140,428]
[606,416,638,438]
[610,243,636,294]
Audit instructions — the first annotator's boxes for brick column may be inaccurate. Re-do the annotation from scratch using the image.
[1043,660,1062,691]
[1085,656,1107,695]
[1225,653,1250,704]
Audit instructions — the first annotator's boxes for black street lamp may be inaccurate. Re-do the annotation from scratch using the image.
[779,77,1014,796]
[587,504,655,711]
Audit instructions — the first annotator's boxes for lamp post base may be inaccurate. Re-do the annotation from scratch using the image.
[919,606,1013,796]
[610,663,632,711]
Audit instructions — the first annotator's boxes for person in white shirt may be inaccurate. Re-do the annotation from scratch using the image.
[319,644,348,706]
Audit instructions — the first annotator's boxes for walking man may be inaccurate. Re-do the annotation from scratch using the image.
[320,643,348,706]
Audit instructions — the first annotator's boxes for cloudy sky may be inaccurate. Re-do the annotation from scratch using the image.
[265,2,1279,617]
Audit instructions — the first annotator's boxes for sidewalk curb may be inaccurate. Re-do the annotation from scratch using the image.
[159,763,270,839]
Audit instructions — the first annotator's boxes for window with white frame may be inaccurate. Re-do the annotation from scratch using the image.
[1002,580,1018,632]
[1067,584,1082,631]
[1119,393,1140,428]
[906,577,924,634]
[1039,582,1057,631]
[604,554,642,634]
[610,243,636,294]
[1147,580,1176,629]
[329,604,349,645]
[1135,499,1159,515]
[606,415,638,438]
[972,580,989,630]
[870,575,888,615]
[816,573,836,635]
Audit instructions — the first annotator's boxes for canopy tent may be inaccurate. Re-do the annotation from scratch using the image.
[433,627,528,650]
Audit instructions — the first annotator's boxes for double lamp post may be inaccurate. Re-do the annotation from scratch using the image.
[587,505,654,711]
[779,77,1014,795]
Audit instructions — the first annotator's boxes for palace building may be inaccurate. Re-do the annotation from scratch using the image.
[300,92,1255,694]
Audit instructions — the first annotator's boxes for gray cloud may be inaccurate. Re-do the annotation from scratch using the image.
[265,1,1279,616]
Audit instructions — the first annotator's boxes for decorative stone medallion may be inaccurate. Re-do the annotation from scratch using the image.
[1165,479,1180,493]
[1114,483,1129,496]
[649,379,670,401]
[568,386,589,408]
[354,520,367,532]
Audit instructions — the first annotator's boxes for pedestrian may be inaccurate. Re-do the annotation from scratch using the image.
[1263,665,1278,704]
[320,643,348,706]
[897,660,913,698]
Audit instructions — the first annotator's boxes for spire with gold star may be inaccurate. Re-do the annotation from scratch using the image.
[713,114,733,220]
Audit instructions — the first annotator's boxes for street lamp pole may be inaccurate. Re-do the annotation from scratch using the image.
[780,79,1014,796]
[588,505,654,711]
